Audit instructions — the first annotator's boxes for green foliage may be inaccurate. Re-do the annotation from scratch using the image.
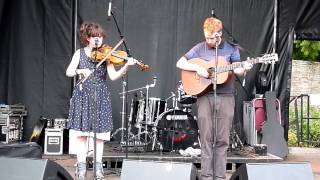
[288,128,298,146]
[288,103,320,147]
[293,40,320,61]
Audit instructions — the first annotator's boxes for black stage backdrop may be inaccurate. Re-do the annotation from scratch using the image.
[0,0,319,141]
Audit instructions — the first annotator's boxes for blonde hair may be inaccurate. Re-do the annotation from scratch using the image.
[203,17,222,35]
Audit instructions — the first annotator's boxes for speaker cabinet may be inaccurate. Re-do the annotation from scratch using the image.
[121,159,197,180]
[0,142,42,158]
[230,162,313,180]
[0,157,72,180]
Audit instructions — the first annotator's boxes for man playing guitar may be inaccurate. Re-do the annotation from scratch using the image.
[176,17,252,180]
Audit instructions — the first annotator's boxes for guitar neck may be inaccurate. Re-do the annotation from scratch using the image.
[214,58,261,73]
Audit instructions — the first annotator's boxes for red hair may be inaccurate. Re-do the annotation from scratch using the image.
[203,17,222,35]
[79,22,106,46]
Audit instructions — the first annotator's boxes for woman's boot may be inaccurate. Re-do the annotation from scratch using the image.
[95,162,104,179]
[75,162,86,180]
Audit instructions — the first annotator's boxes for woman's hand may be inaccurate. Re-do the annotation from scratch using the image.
[126,57,137,66]
[76,68,93,79]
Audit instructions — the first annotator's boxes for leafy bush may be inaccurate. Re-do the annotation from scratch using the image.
[293,40,320,61]
[288,102,320,147]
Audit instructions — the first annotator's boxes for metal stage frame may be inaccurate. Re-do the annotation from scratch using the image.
[86,141,283,170]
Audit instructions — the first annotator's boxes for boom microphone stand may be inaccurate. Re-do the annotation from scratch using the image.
[109,6,132,158]
[211,9,253,95]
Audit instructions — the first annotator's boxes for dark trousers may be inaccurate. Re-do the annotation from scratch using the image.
[197,94,235,180]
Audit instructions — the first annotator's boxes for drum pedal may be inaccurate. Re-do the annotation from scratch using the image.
[120,140,147,147]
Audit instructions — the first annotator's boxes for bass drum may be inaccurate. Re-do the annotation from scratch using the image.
[155,109,198,151]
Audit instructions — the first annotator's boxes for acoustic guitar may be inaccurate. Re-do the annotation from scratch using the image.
[180,53,278,96]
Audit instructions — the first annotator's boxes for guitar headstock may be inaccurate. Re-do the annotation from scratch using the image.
[257,53,279,64]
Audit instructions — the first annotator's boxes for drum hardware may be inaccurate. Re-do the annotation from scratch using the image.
[113,77,158,148]
[177,81,197,106]
[229,125,244,151]
[165,92,179,110]
[114,82,200,153]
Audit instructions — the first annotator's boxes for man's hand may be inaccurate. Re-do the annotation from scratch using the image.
[196,66,209,78]
[243,61,253,71]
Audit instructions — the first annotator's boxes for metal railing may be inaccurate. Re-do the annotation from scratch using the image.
[290,94,320,147]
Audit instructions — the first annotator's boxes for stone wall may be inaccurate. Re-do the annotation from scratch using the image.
[290,60,320,96]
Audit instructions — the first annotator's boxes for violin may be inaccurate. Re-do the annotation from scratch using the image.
[90,44,150,71]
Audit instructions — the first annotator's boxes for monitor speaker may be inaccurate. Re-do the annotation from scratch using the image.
[121,159,197,180]
[0,157,72,180]
[230,162,313,180]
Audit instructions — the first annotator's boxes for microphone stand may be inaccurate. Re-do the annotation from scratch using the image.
[92,42,99,180]
[110,10,132,158]
[212,38,219,180]
[211,11,252,152]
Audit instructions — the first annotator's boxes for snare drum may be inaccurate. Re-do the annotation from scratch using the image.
[177,83,197,105]
[155,109,198,151]
[179,95,197,105]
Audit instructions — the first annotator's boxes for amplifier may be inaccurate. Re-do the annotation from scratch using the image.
[0,114,23,143]
[0,105,27,116]
[0,105,25,111]
[44,128,63,155]
[53,118,67,129]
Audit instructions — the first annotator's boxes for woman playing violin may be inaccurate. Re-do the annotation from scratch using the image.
[66,21,136,180]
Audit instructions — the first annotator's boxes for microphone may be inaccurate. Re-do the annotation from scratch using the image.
[211,9,216,18]
[150,77,157,87]
[213,32,221,37]
[94,38,99,47]
[242,77,246,86]
[108,0,112,17]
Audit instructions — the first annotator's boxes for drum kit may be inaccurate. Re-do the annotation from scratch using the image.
[112,78,198,152]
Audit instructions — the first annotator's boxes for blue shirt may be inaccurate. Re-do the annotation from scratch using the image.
[184,40,240,94]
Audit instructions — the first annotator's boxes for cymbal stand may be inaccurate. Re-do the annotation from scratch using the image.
[119,80,128,143]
